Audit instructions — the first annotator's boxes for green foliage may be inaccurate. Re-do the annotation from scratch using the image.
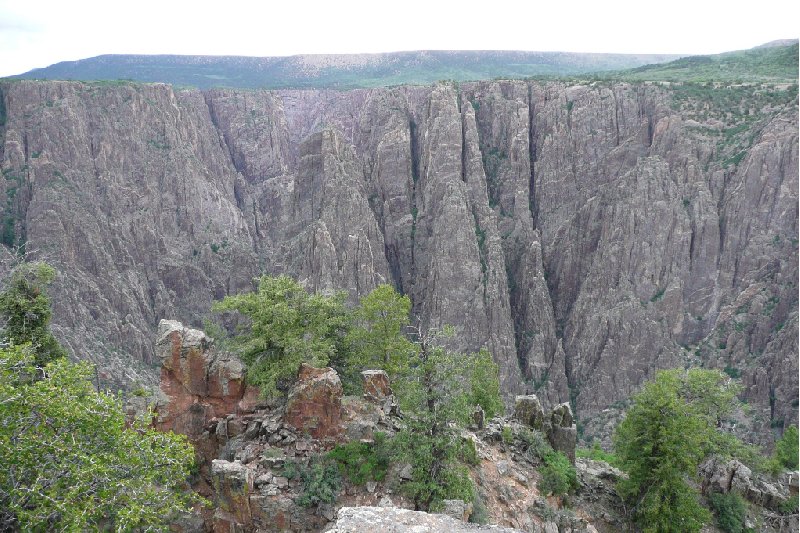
[779,494,798,515]
[327,432,391,485]
[538,451,578,496]
[0,262,68,367]
[0,345,200,530]
[212,275,349,398]
[467,348,503,419]
[217,276,505,512]
[284,458,342,508]
[576,442,621,468]
[614,368,742,532]
[600,43,798,83]
[708,491,748,533]
[393,330,501,511]
[773,425,799,470]
[345,284,415,387]
[515,427,552,462]
[469,492,489,524]
[501,425,514,444]
[396,422,476,511]
[456,437,480,466]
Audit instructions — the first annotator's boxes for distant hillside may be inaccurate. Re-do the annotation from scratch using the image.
[600,41,798,83]
[9,50,683,89]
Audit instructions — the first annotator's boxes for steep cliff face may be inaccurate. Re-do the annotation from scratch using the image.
[0,79,796,441]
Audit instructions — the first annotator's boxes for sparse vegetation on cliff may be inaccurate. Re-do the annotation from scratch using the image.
[0,262,67,367]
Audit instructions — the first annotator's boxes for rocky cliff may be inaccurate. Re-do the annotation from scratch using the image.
[0,79,796,443]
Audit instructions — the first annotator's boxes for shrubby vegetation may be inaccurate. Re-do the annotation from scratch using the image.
[327,432,391,485]
[0,346,199,530]
[772,424,799,471]
[283,458,342,508]
[0,262,67,366]
[212,275,350,398]
[538,450,579,496]
[708,491,749,533]
[215,276,504,511]
[576,442,621,467]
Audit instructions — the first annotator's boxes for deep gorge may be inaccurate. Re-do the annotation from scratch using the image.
[0,78,796,444]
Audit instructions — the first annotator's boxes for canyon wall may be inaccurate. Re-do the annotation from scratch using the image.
[0,79,796,442]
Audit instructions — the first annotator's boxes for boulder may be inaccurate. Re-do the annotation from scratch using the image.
[547,403,577,464]
[700,457,792,510]
[211,460,254,528]
[472,405,486,429]
[284,364,343,440]
[514,397,577,463]
[514,395,546,430]
[440,499,473,522]
[362,370,392,402]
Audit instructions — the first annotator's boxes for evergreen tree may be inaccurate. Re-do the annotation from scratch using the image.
[614,368,742,533]
[345,284,416,379]
[393,326,501,511]
[774,425,799,470]
[212,275,350,398]
[0,262,67,367]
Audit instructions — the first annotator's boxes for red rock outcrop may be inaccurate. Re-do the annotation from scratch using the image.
[284,363,343,441]
[154,319,258,438]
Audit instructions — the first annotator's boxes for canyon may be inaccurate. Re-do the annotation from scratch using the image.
[0,76,796,444]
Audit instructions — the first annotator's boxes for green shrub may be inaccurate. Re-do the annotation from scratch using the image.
[283,459,342,507]
[774,425,799,470]
[516,427,552,462]
[538,451,578,496]
[779,494,798,515]
[576,442,621,468]
[327,432,391,485]
[469,492,489,524]
[708,491,747,533]
[501,426,513,444]
[456,437,480,466]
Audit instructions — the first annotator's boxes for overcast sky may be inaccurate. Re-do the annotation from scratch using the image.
[1,0,797,77]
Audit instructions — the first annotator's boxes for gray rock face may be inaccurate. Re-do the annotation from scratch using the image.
[699,457,793,511]
[514,396,577,462]
[326,506,524,533]
[0,79,796,443]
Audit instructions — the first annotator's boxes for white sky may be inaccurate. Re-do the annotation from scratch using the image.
[1,0,798,77]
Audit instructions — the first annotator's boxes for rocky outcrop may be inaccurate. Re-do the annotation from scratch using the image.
[699,457,794,511]
[547,403,577,464]
[154,320,259,438]
[361,370,391,402]
[284,363,344,441]
[212,459,255,529]
[513,395,577,462]
[0,78,796,446]
[326,506,524,533]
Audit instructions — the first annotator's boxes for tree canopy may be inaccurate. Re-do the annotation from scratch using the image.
[0,262,67,367]
[215,276,504,511]
[613,368,743,533]
[212,275,350,398]
[0,344,200,531]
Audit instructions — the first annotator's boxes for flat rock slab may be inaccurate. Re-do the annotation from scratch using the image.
[326,506,525,532]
